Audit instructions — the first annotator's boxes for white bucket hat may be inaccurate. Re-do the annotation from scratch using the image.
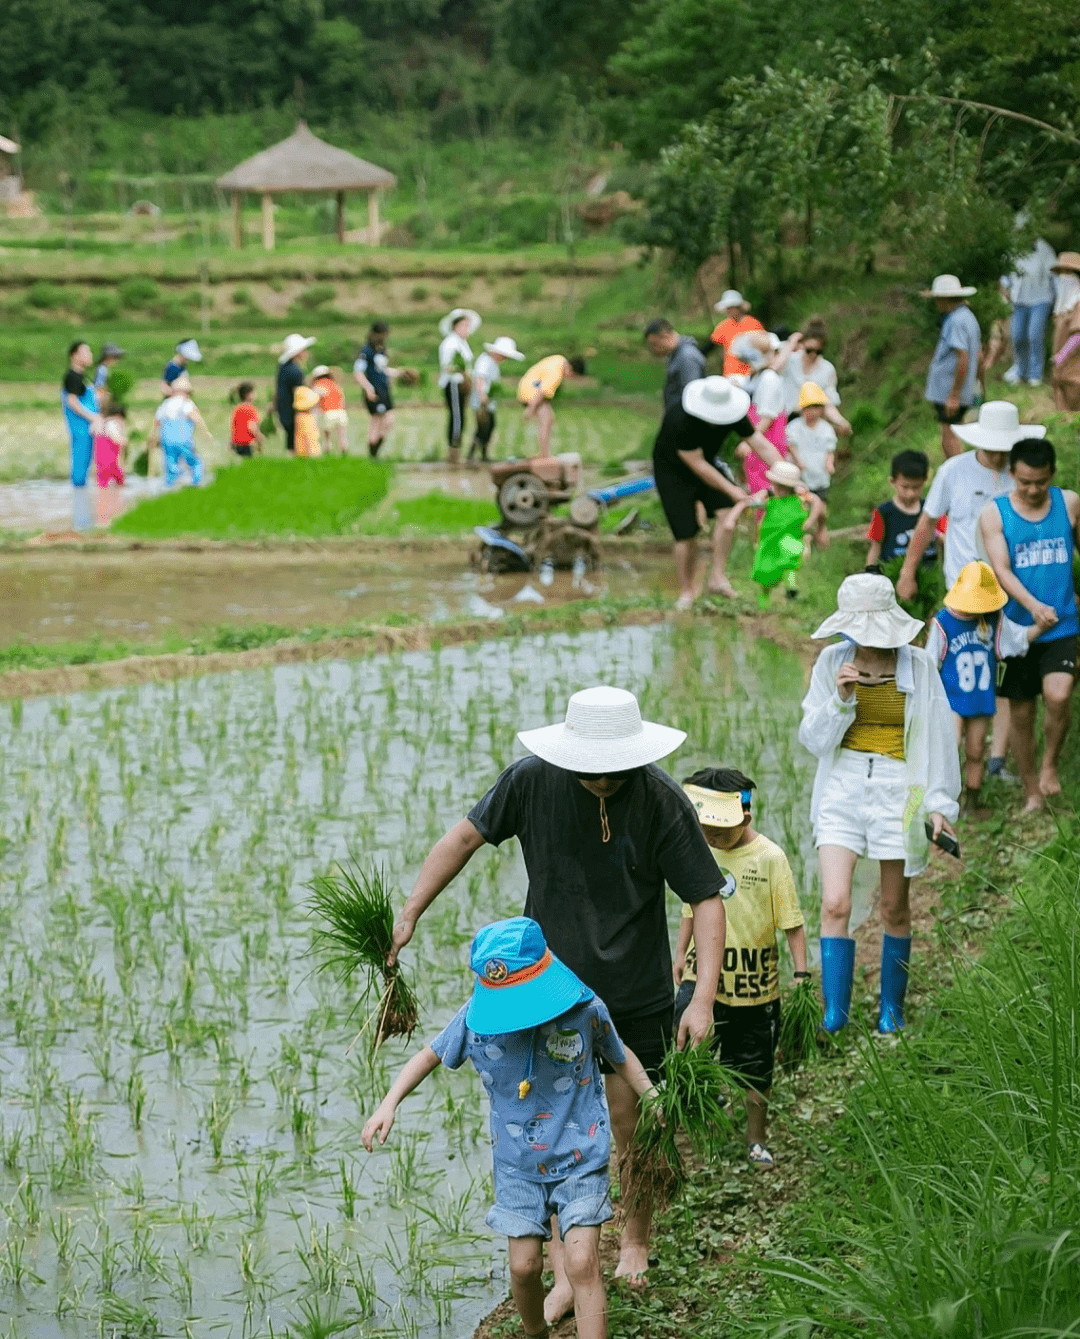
[765,460,802,488]
[730,330,780,370]
[682,376,751,425]
[310,364,330,378]
[483,336,525,360]
[920,274,977,299]
[952,400,1046,452]
[176,339,202,362]
[517,686,685,773]
[714,289,747,312]
[812,574,924,648]
[440,308,482,337]
[279,333,316,364]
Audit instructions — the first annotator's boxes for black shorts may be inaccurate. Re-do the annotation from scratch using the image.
[599,1006,672,1083]
[653,463,735,542]
[283,418,296,452]
[931,401,970,425]
[231,443,253,458]
[997,634,1078,701]
[365,395,392,416]
[674,982,779,1093]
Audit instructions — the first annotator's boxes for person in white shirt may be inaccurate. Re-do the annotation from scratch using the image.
[1003,233,1057,387]
[468,336,525,464]
[786,382,849,547]
[438,308,481,467]
[778,317,850,432]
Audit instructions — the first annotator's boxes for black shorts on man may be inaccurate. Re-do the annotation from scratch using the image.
[674,983,780,1093]
[932,401,969,425]
[998,635,1078,701]
[365,395,392,416]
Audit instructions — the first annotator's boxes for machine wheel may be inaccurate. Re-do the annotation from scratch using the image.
[498,472,550,526]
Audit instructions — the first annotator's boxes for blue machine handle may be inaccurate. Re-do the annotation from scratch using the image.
[587,476,655,507]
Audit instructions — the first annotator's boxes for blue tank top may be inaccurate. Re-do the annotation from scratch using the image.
[61,376,97,442]
[931,609,998,718]
[994,488,1079,642]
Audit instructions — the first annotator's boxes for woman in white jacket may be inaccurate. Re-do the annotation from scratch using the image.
[799,574,960,1033]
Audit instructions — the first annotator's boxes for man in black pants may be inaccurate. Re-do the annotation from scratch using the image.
[276,332,315,453]
[388,686,724,1320]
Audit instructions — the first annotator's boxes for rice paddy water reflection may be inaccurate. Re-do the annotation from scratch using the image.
[0,623,845,1336]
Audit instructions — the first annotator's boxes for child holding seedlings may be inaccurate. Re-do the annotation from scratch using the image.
[94,399,128,488]
[723,460,826,607]
[673,769,808,1168]
[229,383,265,457]
[924,561,1040,817]
[363,916,656,1339]
[786,382,849,530]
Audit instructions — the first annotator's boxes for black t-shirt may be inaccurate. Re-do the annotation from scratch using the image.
[63,369,87,398]
[652,402,755,474]
[276,359,304,424]
[873,499,938,564]
[467,756,722,1018]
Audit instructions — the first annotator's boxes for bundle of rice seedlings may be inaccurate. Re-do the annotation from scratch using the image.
[777,976,824,1071]
[620,1042,736,1216]
[308,861,418,1051]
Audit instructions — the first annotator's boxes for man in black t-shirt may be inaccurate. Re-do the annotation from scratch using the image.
[389,686,724,1314]
[653,376,781,609]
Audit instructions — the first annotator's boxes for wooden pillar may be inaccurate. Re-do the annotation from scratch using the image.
[368,189,381,246]
[335,190,345,244]
[261,192,275,251]
[231,191,242,248]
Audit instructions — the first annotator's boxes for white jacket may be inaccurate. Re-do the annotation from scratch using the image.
[799,641,961,876]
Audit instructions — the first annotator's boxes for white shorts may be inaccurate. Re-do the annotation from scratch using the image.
[321,408,349,427]
[815,750,908,861]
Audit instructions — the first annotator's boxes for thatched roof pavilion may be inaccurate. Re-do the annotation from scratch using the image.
[216,121,397,250]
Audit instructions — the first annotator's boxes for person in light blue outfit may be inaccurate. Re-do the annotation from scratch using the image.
[922,273,981,460]
[94,342,125,392]
[363,917,655,1339]
[149,374,209,487]
[62,340,102,531]
[1003,235,1057,388]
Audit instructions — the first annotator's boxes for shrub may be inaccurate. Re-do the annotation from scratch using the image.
[294,283,336,310]
[519,274,543,301]
[409,285,429,302]
[28,281,65,309]
[119,276,160,308]
[84,291,121,322]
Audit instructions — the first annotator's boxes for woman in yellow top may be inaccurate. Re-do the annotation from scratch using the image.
[517,354,586,457]
[799,574,960,1035]
[293,384,323,458]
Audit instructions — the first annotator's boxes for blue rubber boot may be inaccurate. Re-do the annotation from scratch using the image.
[878,934,912,1033]
[820,937,856,1033]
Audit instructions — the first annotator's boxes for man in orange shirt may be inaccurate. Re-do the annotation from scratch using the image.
[710,290,764,378]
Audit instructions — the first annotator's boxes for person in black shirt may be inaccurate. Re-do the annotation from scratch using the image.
[865,450,938,569]
[353,321,401,458]
[653,376,782,609]
[276,333,315,453]
[389,686,725,1313]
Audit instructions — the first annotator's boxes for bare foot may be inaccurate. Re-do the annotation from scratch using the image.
[543,1284,574,1326]
[674,592,695,613]
[614,1242,650,1290]
[1040,768,1062,797]
[706,576,738,599]
[1022,794,1044,814]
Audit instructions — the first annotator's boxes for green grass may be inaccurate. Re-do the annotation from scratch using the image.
[111,457,391,540]
[358,491,501,537]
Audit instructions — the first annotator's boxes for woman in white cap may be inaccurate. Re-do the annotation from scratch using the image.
[709,290,763,377]
[276,332,316,454]
[468,336,525,464]
[652,375,782,609]
[800,574,960,1035]
[387,685,727,1312]
[922,274,982,458]
[438,308,480,467]
[162,338,202,398]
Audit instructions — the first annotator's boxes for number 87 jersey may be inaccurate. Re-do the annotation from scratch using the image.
[926,607,1010,719]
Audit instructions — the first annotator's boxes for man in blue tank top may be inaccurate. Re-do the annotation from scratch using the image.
[979,438,1080,812]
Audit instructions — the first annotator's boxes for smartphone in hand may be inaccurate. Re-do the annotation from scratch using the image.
[925,819,961,859]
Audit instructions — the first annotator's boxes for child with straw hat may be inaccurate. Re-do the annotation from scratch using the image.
[925,561,1039,817]
[363,916,656,1339]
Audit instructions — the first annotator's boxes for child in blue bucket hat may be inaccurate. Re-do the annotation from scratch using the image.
[363,916,655,1339]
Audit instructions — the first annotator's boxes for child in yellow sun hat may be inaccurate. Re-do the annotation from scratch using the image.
[925,561,1040,816]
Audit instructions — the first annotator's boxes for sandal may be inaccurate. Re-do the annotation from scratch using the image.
[748,1142,775,1167]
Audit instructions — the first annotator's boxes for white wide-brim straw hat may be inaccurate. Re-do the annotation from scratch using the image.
[440,308,482,337]
[813,574,924,648]
[310,364,330,378]
[920,273,977,299]
[518,686,686,772]
[176,339,202,362]
[952,400,1046,452]
[484,336,525,360]
[714,289,746,311]
[682,376,751,425]
[279,333,316,364]
[765,460,802,488]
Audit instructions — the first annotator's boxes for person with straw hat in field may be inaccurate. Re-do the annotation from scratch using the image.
[709,290,763,378]
[438,308,481,467]
[800,574,960,1035]
[470,335,525,463]
[1049,251,1080,411]
[925,562,1040,818]
[922,274,982,458]
[276,332,316,454]
[162,338,203,397]
[387,685,727,1315]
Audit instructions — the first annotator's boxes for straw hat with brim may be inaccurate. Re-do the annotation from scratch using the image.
[279,333,316,365]
[440,308,482,338]
[176,339,202,362]
[920,274,977,299]
[682,376,751,426]
[683,785,745,827]
[714,289,747,311]
[799,381,829,409]
[812,573,924,648]
[1051,251,1080,275]
[947,561,1007,615]
[952,400,1046,452]
[484,337,525,360]
[310,365,331,379]
[466,917,592,1034]
[766,460,803,489]
[517,685,685,773]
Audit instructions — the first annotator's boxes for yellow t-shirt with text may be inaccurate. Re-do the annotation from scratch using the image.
[682,835,804,1006]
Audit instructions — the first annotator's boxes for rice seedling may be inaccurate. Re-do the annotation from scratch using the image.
[777,977,825,1071]
[307,861,419,1050]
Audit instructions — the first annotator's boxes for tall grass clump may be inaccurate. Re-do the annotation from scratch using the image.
[757,821,1080,1337]
[308,862,419,1051]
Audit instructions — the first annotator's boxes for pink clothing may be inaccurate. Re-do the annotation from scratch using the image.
[746,404,789,494]
[95,434,124,488]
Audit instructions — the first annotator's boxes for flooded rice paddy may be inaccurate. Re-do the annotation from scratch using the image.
[0,623,826,1337]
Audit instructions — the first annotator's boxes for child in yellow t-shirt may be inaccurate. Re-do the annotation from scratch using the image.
[674,767,808,1168]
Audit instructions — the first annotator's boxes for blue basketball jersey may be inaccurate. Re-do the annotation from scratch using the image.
[994,488,1079,642]
[931,608,998,718]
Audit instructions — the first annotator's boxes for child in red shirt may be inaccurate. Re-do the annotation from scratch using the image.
[230,383,264,457]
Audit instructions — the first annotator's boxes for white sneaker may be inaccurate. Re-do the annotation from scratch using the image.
[1003,365,1021,385]
[1027,378,1043,388]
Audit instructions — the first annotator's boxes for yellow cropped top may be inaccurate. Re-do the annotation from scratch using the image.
[841,679,906,760]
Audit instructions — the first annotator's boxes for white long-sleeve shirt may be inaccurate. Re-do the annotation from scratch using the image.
[438,333,474,389]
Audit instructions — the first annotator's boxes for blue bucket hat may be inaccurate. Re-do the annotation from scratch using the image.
[466,917,592,1035]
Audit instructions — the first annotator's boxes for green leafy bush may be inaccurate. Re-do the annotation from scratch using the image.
[119,276,160,308]
[28,281,65,309]
[84,290,121,322]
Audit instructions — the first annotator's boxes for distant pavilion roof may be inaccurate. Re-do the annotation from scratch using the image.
[216,121,396,194]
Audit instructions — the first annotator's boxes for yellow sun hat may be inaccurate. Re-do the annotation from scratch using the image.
[798,381,829,409]
[946,561,1007,615]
